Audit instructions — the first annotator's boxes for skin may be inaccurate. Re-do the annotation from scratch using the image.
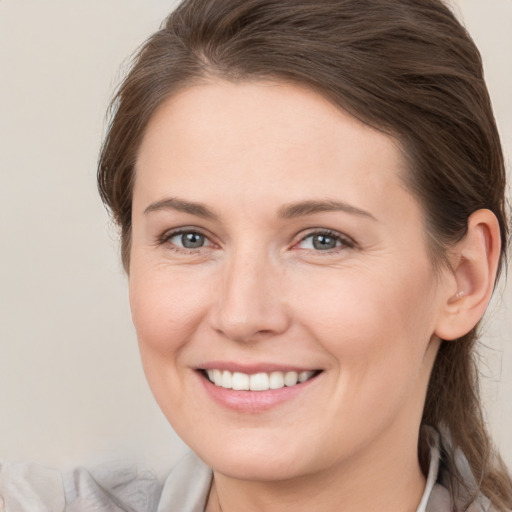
[129,80,464,512]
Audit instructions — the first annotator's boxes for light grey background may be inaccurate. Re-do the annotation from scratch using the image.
[0,0,510,473]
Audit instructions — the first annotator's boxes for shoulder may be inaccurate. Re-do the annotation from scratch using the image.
[0,459,162,512]
[421,426,504,512]
[427,483,501,512]
[0,453,211,512]
[63,462,162,512]
[158,451,212,512]
[0,460,65,512]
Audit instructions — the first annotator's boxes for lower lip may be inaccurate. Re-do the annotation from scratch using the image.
[197,371,320,412]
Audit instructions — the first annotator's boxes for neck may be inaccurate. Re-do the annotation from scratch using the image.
[206,424,427,512]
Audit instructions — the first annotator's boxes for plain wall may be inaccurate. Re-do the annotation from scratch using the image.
[0,0,511,474]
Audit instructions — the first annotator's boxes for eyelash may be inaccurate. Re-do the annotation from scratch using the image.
[157,228,213,254]
[294,229,356,253]
[157,228,356,254]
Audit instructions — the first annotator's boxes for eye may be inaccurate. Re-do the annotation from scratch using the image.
[162,229,213,251]
[174,232,206,249]
[296,230,353,251]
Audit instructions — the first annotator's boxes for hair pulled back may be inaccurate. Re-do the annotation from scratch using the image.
[98,1,511,509]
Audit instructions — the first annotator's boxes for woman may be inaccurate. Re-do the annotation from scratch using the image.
[1,0,510,511]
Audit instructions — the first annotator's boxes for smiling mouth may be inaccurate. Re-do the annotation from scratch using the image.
[200,369,322,391]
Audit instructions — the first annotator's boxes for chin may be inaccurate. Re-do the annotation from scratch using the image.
[182,428,314,481]
[205,449,309,482]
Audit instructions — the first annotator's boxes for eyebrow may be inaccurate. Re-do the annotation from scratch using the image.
[144,197,376,221]
[278,200,377,221]
[144,197,219,220]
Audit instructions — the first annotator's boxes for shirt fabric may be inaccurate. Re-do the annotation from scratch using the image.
[0,427,496,512]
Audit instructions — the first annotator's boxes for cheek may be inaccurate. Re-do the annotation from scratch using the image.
[293,263,437,385]
[128,264,215,422]
[293,268,437,442]
[297,265,433,335]
[128,264,212,365]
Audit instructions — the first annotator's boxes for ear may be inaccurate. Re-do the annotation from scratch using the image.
[435,209,501,341]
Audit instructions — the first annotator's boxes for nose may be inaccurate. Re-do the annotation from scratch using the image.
[209,249,291,343]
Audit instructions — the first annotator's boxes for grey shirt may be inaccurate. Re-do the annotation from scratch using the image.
[0,428,494,512]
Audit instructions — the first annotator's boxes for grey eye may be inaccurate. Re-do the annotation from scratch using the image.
[312,234,338,250]
[171,232,207,249]
[182,232,205,248]
[297,232,345,251]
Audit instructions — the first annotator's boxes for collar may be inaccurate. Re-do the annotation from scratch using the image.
[158,427,492,512]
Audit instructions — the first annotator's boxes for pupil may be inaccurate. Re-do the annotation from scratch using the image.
[313,234,336,250]
[182,232,204,249]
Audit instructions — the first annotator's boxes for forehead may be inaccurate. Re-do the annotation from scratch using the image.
[134,79,414,222]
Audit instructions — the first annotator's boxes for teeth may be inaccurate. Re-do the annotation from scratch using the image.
[232,372,250,390]
[298,371,312,383]
[213,369,222,386]
[269,371,284,389]
[205,369,316,391]
[250,372,269,391]
[284,371,298,386]
[221,370,232,389]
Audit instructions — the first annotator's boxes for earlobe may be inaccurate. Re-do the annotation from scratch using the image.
[435,209,501,341]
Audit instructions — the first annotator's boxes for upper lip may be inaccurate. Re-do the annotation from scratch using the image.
[197,361,321,373]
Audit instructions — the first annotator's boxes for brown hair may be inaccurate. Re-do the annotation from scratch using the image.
[98,0,511,509]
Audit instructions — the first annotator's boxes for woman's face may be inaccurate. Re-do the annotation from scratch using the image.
[130,80,450,481]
